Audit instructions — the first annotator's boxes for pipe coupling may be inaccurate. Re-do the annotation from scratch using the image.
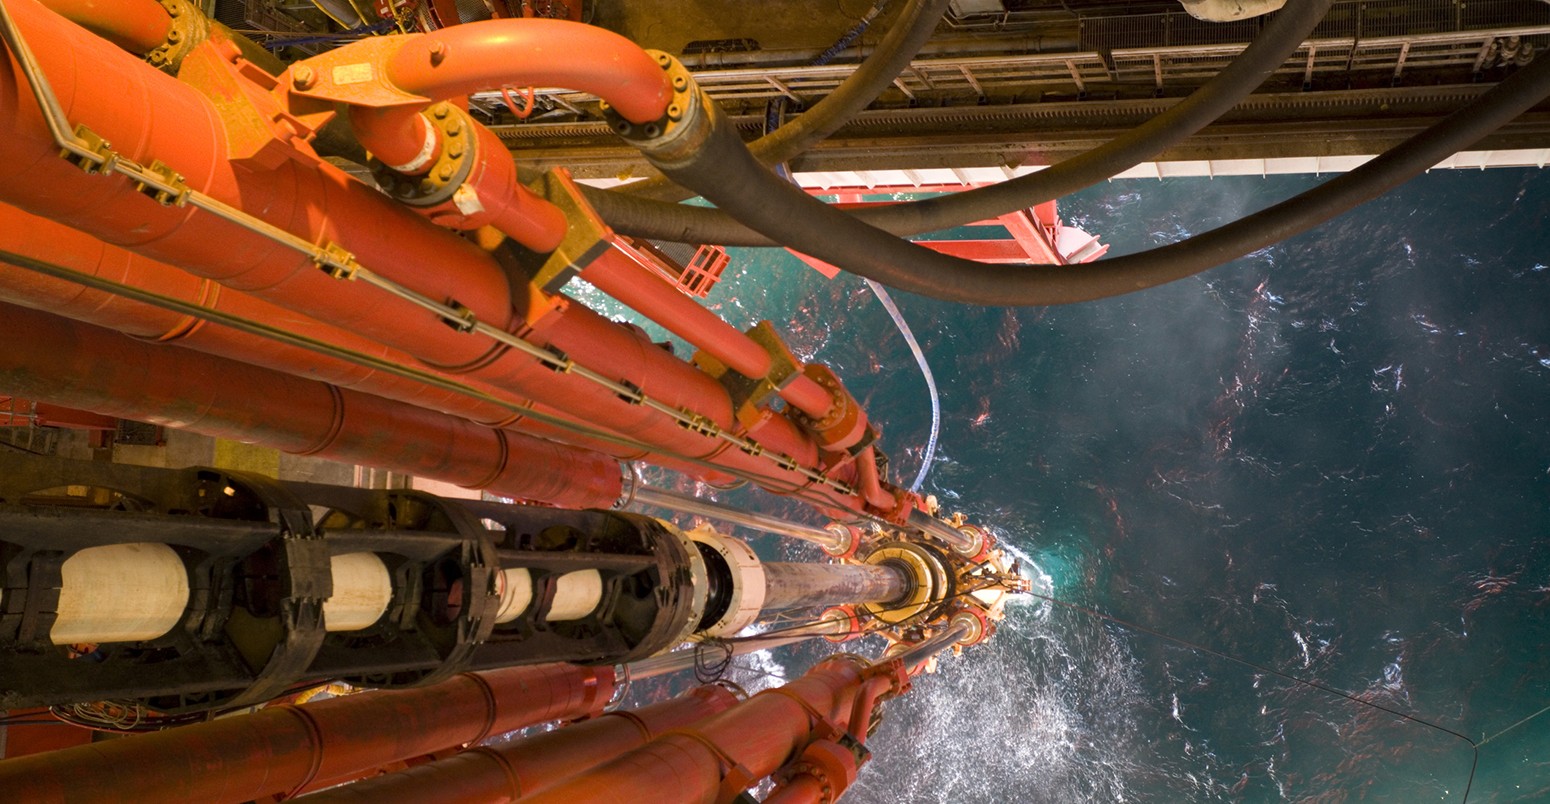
[370,102,475,207]
[146,0,208,73]
[601,51,715,169]
[859,541,949,625]
[790,364,874,453]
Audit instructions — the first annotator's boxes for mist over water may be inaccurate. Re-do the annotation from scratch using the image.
[597,167,1550,802]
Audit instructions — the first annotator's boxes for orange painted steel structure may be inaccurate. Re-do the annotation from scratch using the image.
[0,203,742,480]
[0,0,905,517]
[525,656,906,804]
[0,663,616,802]
[298,24,857,429]
[0,203,532,430]
[0,303,623,507]
[299,684,741,802]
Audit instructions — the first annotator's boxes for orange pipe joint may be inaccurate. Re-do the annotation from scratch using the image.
[38,0,170,55]
[316,19,672,252]
[765,740,862,804]
[346,104,567,252]
[854,446,902,515]
[781,374,837,420]
[789,364,869,452]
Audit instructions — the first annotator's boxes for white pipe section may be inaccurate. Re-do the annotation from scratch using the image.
[688,526,766,638]
[323,552,393,632]
[493,567,533,624]
[50,543,189,645]
[548,569,604,622]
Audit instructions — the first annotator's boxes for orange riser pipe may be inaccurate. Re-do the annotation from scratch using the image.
[0,303,622,507]
[0,2,872,514]
[0,204,735,482]
[526,658,877,804]
[0,663,615,803]
[299,684,740,802]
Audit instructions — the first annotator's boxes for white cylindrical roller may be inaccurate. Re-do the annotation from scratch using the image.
[323,552,393,632]
[689,525,766,638]
[51,543,189,645]
[493,567,533,625]
[548,569,603,622]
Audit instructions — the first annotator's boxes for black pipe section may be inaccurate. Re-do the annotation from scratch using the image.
[615,0,951,203]
[587,0,1332,244]
[633,51,1550,306]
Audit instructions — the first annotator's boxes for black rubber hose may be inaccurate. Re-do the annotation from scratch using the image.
[641,52,1550,306]
[584,0,1332,245]
[618,0,950,202]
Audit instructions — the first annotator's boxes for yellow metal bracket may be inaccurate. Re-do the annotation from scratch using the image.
[693,321,803,431]
[523,169,613,291]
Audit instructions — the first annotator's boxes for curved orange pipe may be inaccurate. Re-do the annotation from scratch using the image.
[332,18,670,251]
[385,19,671,123]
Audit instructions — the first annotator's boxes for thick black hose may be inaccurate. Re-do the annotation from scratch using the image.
[588,0,1332,244]
[616,0,950,202]
[645,52,1550,306]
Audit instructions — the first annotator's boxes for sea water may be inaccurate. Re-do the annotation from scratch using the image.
[584,167,1550,803]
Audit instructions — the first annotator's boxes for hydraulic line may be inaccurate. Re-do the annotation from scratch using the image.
[626,484,847,550]
[864,277,940,493]
[582,0,1333,246]
[632,50,1550,306]
[613,0,949,203]
[627,626,842,680]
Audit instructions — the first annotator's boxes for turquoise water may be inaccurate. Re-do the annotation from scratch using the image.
[599,167,1550,802]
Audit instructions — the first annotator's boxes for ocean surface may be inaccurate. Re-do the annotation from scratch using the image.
[585,166,1550,803]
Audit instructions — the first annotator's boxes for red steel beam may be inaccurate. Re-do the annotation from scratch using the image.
[0,663,616,802]
[0,3,876,514]
[300,684,740,802]
[0,303,623,507]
